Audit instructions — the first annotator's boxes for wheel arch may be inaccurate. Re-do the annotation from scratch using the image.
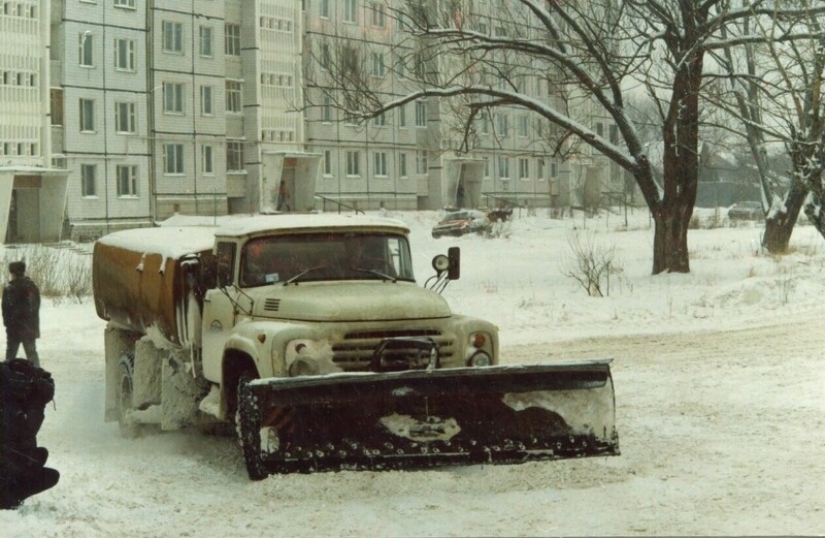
[221,349,258,420]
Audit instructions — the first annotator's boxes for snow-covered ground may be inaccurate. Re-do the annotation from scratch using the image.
[2,208,823,536]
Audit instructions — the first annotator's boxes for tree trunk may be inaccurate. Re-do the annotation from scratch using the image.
[762,181,807,254]
[652,202,692,274]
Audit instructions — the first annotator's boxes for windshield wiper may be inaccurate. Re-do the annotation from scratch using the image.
[284,265,327,285]
[352,267,397,282]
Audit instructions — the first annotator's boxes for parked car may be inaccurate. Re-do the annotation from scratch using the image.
[727,201,763,221]
[431,209,491,238]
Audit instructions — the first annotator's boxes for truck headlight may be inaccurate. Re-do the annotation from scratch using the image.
[285,339,340,377]
[468,351,492,367]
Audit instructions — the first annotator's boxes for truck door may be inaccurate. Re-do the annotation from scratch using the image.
[201,242,238,384]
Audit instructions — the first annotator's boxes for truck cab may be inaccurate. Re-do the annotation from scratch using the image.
[197,215,498,421]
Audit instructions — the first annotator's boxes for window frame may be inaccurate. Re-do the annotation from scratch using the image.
[226,140,245,172]
[225,24,241,56]
[162,21,183,54]
[164,143,185,175]
[346,150,361,176]
[226,80,242,113]
[199,25,213,57]
[163,82,184,114]
[79,32,94,67]
[114,38,135,71]
[374,151,388,177]
[79,98,95,132]
[81,164,97,197]
[114,101,136,134]
[200,85,214,116]
[116,164,138,197]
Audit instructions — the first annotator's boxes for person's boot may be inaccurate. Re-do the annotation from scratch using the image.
[2,467,60,508]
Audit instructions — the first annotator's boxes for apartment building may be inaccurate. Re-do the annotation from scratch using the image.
[0,0,624,243]
[303,0,568,212]
[0,0,68,243]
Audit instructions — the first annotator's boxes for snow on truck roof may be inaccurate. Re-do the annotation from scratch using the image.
[212,214,410,236]
[96,214,410,258]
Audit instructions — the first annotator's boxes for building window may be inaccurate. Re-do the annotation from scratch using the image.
[79,32,94,67]
[79,99,95,131]
[399,153,407,178]
[226,81,242,113]
[320,0,330,17]
[551,161,558,178]
[225,24,241,56]
[81,164,97,196]
[373,112,386,127]
[415,101,426,127]
[518,115,528,137]
[371,2,385,27]
[537,158,545,181]
[371,52,385,77]
[398,104,406,127]
[374,152,388,177]
[115,102,136,133]
[344,0,357,22]
[395,54,406,79]
[163,83,184,114]
[199,26,213,57]
[496,113,508,136]
[201,86,213,115]
[323,149,332,175]
[202,146,214,175]
[163,21,183,53]
[320,44,331,70]
[164,144,184,174]
[346,150,360,176]
[483,156,490,179]
[114,0,136,7]
[227,140,244,171]
[322,97,332,122]
[116,165,138,196]
[50,89,64,126]
[114,38,135,71]
[416,150,428,175]
[595,122,604,137]
[498,156,510,179]
[519,157,529,179]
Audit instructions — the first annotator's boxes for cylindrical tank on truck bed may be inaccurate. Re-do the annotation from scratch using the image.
[93,227,218,348]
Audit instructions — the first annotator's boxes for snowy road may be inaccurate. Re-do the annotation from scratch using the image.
[2,212,824,536]
[4,315,821,537]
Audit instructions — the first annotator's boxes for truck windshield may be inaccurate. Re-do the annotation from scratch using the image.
[240,232,415,287]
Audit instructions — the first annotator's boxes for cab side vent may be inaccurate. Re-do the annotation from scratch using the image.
[264,298,281,312]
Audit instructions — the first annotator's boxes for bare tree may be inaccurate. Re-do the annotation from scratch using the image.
[709,0,825,253]
[306,0,824,273]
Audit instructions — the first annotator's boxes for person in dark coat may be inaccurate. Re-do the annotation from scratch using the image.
[2,261,40,367]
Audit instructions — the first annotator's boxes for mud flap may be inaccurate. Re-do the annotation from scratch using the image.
[237,361,619,479]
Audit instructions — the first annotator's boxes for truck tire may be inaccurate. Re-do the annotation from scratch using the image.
[116,357,142,439]
[236,376,268,480]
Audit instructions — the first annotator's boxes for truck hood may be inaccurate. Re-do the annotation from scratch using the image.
[251,281,452,322]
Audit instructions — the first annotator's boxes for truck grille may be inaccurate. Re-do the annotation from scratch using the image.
[332,329,454,369]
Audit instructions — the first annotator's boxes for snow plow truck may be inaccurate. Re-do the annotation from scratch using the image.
[93,214,619,479]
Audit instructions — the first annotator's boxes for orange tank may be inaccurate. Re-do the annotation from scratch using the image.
[92,227,217,348]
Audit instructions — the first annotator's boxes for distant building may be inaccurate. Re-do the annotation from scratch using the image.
[0,1,68,243]
[0,1,628,242]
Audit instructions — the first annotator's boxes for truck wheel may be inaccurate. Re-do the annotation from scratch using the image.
[116,358,142,439]
[236,376,269,480]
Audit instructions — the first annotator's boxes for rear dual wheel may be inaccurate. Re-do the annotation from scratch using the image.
[116,357,142,439]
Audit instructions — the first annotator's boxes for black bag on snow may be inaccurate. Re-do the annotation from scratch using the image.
[0,359,59,509]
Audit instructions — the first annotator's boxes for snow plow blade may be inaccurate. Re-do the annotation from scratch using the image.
[237,361,619,480]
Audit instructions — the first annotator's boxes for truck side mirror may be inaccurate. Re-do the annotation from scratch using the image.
[447,247,460,281]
